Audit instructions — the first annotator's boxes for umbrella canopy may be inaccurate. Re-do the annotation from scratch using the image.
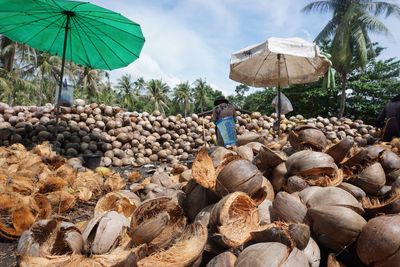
[229,37,330,88]
[0,0,145,70]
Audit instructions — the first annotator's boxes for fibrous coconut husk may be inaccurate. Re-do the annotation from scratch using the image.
[104,172,126,192]
[209,192,258,248]
[72,171,104,197]
[94,190,141,218]
[138,222,207,267]
[46,190,76,214]
[130,197,186,252]
[250,222,310,250]
[192,147,216,189]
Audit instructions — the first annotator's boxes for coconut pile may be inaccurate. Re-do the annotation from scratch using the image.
[1,124,400,266]
[0,100,381,167]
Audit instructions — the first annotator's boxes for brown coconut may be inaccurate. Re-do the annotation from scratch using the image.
[288,125,327,151]
[235,242,309,267]
[356,162,386,194]
[325,138,354,164]
[272,191,308,223]
[357,214,400,267]
[206,251,237,267]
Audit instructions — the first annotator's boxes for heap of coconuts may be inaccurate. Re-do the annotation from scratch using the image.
[0,100,381,167]
[1,120,399,266]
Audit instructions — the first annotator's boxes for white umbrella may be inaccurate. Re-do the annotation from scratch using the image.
[229,37,331,134]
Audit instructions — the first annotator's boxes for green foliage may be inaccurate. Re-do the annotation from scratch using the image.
[146,79,170,114]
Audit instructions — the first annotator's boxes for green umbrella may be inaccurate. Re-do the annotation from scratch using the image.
[0,0,145,124]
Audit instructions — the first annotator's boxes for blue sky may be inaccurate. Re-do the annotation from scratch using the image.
[92,0,400,95]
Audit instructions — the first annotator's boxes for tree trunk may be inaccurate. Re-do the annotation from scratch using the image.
[184,99,187,117]
[338,73,348,118]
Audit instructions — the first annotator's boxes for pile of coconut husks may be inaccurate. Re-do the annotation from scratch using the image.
[1,126,400,266]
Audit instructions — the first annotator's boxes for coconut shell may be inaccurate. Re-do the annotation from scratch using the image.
[338,182,366,201]
[253,146,286,172]
[131,211,170,245]
[284,175,310,193]
[216,159,263,197]
[209,192,258,248]
[380,150,400,171]
[206,251,237,267]
[325,138,354,164]
[286,150,338,177]
[235,242,309,267]
[236,145,254,161]
[271,162,287,192]
[356,162,386,194]
[357,214,400,267]
[308,205,366,252]
[257,199,272,225]
[272,191,307,223]
[137,222,207,267]
[288,125,327,151]
[183,180,219,222]
[210,147,236,168]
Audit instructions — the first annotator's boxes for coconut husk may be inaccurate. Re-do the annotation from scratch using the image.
[2,173,35,195]
[308,205,366,252]
[82,211,129,254]
[138,222,207,267]
[325,138,354,164]
[95,191,141,218]
[46,190,76,214]
[356,214,400,267]
[272,191,307,223]
[286,150,338,177]
[327,254,346,267]
[235,242,309,267]
[337,183,366,201]
[209,192,259,248]
[303,238,321,267]
[37,175,68,194]
[299,186,364,215]
[104,173,126,192]
[210,147,236,168]
[130,197,186,252]
[127,171,143,183]
[356,162,386,194]
[0,193,40,240]
[192,147,216,189]
[250,222,310,250]
[288,125,327,151]
[19,246,140,267]
[206,251,237,267]
[54,164,76,186]
[72,171,104,197]
[236,145,254,161]
[361,187,400,215]
[32,142,57,160]
[215,158,263,197]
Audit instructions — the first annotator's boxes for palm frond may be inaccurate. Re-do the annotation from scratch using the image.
[351,26,368,68]
[357,13,390,34]
[302,0,339,13]
[364,1,400,17]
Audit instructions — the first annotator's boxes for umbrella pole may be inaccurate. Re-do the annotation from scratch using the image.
[55,13,72,139]
[277,53,282,137]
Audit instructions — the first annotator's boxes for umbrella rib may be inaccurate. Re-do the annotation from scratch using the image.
[74,17,112,69]
[47,15,67,53]
[305,58,318,73]
[78,13,144,41]
[282,55,290,86]
[0,13,62,35]
[70,16,93,67]
[78,15,134,65]
[254,51,271,82]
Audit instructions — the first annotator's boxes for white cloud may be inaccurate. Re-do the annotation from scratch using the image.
[92,0,400,96]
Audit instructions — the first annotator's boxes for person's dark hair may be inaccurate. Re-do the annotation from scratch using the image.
[214,96,229,106]
[391,94,400,102]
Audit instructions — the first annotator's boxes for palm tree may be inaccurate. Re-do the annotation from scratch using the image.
[146,79,170,114]
[0,67,37,105]
[193,78,211,113]
[116,74,138,111]
[173,81,192,117]
[134,77,146,95]
[302,0,400,117]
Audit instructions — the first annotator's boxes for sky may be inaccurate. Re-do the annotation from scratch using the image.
[91,0,400,96]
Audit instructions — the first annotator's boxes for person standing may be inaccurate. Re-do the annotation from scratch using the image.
[377,94,400,141]
[212,96,237,147]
